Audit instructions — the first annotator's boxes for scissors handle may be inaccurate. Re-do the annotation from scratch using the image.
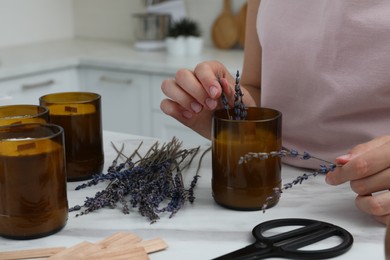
[213,218,353,260]
[255,218,353,259]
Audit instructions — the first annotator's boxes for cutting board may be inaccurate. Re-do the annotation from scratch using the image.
[211,0,239,49]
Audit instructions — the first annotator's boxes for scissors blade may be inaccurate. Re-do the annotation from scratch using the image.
[212,243,275,260]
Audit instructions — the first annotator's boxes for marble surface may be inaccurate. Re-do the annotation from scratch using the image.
[0,39,244,80]
[0,131,385,259]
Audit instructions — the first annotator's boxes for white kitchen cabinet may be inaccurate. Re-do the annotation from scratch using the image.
[0,66,211,146]
[79,67,210,145]
[0,68,79,106]
[150,74,211,146]
[80,67,151,136]
[151,112,211,146]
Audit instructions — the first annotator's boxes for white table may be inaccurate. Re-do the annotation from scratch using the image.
[0,131,385,259]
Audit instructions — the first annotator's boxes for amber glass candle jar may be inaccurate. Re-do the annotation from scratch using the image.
[40,92,104,181]
[0,123,68,239]
[0,105,49,126]
[212,107,282,210]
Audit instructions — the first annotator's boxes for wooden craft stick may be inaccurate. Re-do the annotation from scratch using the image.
[97,232,141,249]
[47,241,99,259]
[102,232,142,249]
[0,247,66,260]
[136,237,168,253]
[85,245,148,260]
[96,232,129,248]
[0,232,167,259]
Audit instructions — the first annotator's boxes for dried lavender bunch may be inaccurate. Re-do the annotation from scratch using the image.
[218,70,247,120]
[69,137,204,223]
[239,149,338,212]
[233,70,247,120]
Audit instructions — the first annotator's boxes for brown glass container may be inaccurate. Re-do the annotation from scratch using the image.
[212,107,282,210]
[0,123,68,239]
[39,92,104,181]
[0,105,49,126]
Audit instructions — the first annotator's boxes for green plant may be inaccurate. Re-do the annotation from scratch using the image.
[168,18,201,38]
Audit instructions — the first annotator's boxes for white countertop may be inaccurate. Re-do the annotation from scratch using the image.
[0,131,385,259]
[0,39,244,80]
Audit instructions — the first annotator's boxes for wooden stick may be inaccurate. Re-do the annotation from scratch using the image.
[96,232,129,248]
[0,232,167,259]
[0,247,66,260]
[47,242,100,259]
[100,232,141,249]
[136,237,168,253]
[85,246,148,260]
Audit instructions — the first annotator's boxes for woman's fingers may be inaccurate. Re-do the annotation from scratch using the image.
[349,168,390,195]
[326,136,390,225]
[355,192,390,225]
[193,61,235,104]
[174,68,213,110]
[326,139,390,185]
[161,77,204,116]
[160,98,213,139]
[162,62,233,114]
[160,98,192,120]
[159,61,236,140]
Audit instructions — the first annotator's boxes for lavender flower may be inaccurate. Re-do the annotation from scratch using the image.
[233,70,247,120]
[218,70,247,120]
[218,75,230,112]
[69,138,208,223]
[239,149,338,212]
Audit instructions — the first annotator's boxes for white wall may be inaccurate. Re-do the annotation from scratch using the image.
[0,0,74,48]
[0,0,247,48]
[73,0,144,43]
[73,0,247,47]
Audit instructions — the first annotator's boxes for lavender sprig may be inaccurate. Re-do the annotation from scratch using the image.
[217,74,231,120]
[69,137,208,223]
[233,70,247,120]
[239,149,339,212]
[218,70,247,120]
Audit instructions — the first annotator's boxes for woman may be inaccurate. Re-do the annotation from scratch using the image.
[160,0,390,225]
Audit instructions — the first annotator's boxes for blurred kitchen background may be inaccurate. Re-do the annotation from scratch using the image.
[0,0,247,49]
[0,0,246,145]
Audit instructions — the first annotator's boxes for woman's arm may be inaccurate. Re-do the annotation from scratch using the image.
[241,0,262,107]
[159,0,262,139]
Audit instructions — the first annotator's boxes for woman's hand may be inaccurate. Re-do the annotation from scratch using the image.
[160,61,235,139]
[325,135,390,225]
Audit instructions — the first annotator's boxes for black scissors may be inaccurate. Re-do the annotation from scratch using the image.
[213,218,353,259]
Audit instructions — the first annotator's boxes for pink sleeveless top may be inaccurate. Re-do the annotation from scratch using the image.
[257,0,390,168]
